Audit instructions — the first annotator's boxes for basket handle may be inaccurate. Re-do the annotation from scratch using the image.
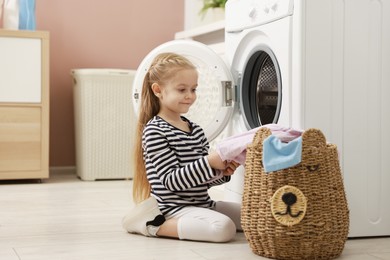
[301,128,326,149]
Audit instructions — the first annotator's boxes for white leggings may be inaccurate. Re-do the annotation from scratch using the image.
[166,201,242,242]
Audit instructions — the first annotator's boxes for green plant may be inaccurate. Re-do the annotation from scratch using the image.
[198,0,227,17]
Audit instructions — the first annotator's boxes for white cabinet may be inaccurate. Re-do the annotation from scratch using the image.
[0,30,49,180]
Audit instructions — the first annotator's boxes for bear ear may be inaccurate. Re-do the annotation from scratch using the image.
[251,127,272,149]
[302,128,326,149]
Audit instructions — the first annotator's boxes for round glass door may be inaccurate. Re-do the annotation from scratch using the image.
[241,49,282,128]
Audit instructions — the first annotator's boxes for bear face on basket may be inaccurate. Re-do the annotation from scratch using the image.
[241,127,349,260]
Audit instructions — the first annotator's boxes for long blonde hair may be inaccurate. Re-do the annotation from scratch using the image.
[132,52,197,203]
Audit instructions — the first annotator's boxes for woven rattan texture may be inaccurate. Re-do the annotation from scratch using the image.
[241,128,349,260]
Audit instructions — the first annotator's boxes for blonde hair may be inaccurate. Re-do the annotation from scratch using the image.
[132,52,197,203]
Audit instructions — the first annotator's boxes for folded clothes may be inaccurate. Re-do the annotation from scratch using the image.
[215,124,303,166]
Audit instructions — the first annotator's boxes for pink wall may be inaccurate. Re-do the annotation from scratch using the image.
[35,0,184,166]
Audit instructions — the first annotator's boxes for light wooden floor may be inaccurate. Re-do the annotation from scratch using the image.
[1,169,389,260]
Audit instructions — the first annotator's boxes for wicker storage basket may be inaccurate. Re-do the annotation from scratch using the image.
[242,127,349,260]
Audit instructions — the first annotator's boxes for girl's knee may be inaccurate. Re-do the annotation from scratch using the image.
[211,218,237,242]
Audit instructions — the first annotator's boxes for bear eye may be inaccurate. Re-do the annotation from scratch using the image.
[306,164,320,172]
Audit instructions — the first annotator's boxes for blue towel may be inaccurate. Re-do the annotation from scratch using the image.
[262,135,302,173]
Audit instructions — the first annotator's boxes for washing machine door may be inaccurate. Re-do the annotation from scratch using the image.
[132,40,234,142]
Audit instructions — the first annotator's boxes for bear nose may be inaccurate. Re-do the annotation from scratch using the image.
[282,192,297,206]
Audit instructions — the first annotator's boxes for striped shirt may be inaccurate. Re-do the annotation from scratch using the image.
[142,116,230,216]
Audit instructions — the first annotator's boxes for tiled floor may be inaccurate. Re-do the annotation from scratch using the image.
[0,169,389,260]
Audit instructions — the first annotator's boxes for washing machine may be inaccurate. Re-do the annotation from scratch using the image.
[224,0,390,238]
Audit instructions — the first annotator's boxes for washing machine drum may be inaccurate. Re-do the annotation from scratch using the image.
[240,50,282,129]
[132,40,235,142]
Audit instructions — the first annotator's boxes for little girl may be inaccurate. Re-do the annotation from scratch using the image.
[122,52,242,242]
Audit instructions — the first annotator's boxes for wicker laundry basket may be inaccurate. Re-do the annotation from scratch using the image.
[241,128,349,260]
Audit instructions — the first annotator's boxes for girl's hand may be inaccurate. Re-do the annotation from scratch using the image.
[222,161,240,176]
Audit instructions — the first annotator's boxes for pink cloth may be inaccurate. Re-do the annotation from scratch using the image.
[215,124,303,165]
